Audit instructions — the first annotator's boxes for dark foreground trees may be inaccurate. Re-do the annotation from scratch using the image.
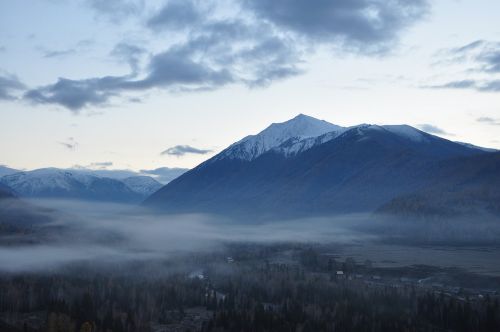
[0,249,498,331]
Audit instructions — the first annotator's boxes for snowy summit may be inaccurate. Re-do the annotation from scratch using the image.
[211,114,461,162]
[215,114,343,161]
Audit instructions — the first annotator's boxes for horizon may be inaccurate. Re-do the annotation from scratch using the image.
[1,113,498,173]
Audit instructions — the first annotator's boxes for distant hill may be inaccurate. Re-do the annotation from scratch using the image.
[377,152,500,217]
[0,183,15,199]
[0,185,55,233]
[0,198,55,229]
[0,168,161,203]
[122,176,162,197]
[144,114,494,218]
[66,167,188,184]
[0,165,19,178]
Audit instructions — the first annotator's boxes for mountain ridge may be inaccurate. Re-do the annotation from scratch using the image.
[145,114,495,218]
[0,168,163,203]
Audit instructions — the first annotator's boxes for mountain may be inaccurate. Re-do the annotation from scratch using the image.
[138,167,189,184]
[122,176,162,197]
[0,182,56,233]
[0,165,19,177]
[68,168,141,179]
[72,167,190,184]
[0,183,15,199]
[0,197,55,229]
[0,168,143,203]
[68,167,189,184]
[454,142,497,153]
[378,152,500,217]
[145,115,492,217]
[213,114,343,161]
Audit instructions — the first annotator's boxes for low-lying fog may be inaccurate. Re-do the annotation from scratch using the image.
[1,199,500,275]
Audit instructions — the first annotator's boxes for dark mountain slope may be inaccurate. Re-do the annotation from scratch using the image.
[378,152,500,217]
[0,183,15,199]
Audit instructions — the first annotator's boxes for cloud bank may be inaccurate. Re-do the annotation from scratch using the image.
[1,198,500,273]
[0,199,372,272]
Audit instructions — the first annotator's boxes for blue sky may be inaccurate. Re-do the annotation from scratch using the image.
[1,0,499,171]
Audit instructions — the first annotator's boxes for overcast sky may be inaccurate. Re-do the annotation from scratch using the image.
[1,0,499,171]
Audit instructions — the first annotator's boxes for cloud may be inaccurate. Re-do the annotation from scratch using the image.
[89,162,113,169]
[417,124,454,136]
[22,29,299,111]
[427,41,500,93]
[42,49,76,58]
[59,142,76,150]
[480,52,500,73]
[478,80,500,92]
[22,54,233,111]
[477,117,500,126]
[86,0,145,22]
[128,97,142,103]
[24,77,120,111]
[242,0,429,53]
[40,40,94,59]
[147,0,204,30]
[161,145,212,157]
[452,40,486,54]
[22,0,429,111]
[423,79,500,92]
[0,73,25,100]
[426,80,477,90]
[0,199,376,272]
[59,137,78,150]
[140,167,189,184]
[4,198,500,273]
[138,47,235,89]
[110,42,146,74]
[454,40,500,73]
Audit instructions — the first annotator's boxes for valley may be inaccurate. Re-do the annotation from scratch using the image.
[0,243,499,332]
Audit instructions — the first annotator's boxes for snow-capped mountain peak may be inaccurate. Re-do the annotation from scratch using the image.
[0,168,162,202]
[265,114,341,139]
[1,168,87,194]
[203,115,496,165]
[215,114,344,161]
